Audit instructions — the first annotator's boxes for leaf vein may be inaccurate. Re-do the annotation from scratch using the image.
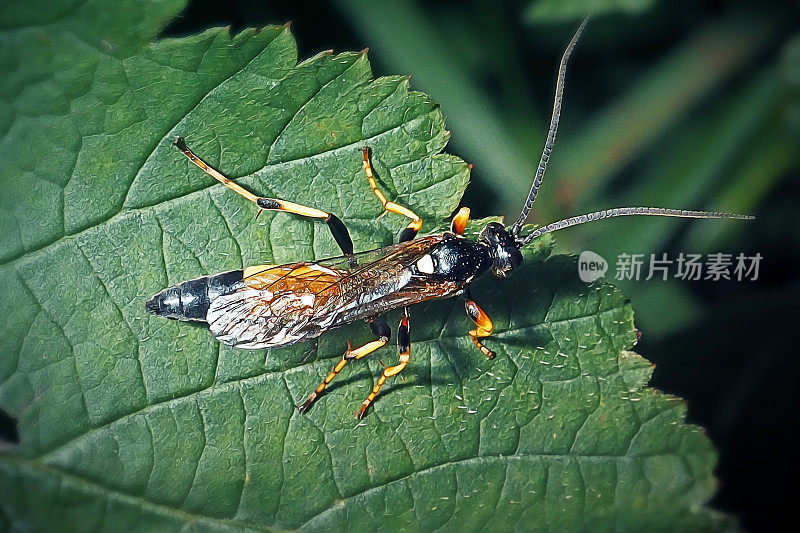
[75,242,149,400]
[0,107,441,269]
[264,55,364,163]
[2,456,278,532]
[120,30,283,210]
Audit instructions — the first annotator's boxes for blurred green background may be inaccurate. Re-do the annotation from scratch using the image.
[5,0,795,529]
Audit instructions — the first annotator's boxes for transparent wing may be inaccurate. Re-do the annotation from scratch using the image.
[207,236,444,349]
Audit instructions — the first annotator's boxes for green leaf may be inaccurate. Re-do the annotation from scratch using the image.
[0,2,732,531]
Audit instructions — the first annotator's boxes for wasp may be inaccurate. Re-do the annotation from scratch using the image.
[145,18,752,418]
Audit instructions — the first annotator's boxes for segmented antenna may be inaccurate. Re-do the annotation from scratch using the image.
[510,15,590,238]
[518,207,754,246]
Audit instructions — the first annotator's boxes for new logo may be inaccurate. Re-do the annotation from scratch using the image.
[578,251,608,282]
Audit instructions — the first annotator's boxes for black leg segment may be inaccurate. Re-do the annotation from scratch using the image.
[357,309,412,419]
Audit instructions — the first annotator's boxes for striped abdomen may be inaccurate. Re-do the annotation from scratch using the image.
[145,270,244,322]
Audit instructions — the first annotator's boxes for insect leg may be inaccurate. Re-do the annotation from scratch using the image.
[357,308,411,419]
[360,147,422,243]
[450,207,470,235]
[174,137,354,255]
[463,289,495,359]
[297,319,390,414]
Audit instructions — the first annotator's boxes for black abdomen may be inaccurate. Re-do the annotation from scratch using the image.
[145,270,243,322]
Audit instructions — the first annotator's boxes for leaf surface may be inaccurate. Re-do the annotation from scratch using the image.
[0,2,731,531]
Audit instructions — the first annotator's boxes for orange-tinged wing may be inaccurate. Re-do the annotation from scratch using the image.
[207,263,346,348]
[206,236,446,349]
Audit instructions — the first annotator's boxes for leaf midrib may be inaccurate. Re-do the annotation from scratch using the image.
[2,433,681,532]
[0,456,282,533]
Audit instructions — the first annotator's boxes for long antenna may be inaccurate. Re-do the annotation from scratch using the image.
[510,15,590,238]
[518,207,754,246]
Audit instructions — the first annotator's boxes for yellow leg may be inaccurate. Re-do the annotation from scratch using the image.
[465,299,495,359]
[356,352,410,419]
[360,147,422,240]
[357,313,411,418]
[174,137,354,255]
[298,338,387,414]
[174,137,260,203]
[175,137,326,217]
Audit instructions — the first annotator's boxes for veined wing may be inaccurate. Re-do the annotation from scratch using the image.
[245,235,440,277]
[207,261,343,349]
[207,235,444,349]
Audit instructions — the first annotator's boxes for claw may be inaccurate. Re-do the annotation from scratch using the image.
[298,392,317,414]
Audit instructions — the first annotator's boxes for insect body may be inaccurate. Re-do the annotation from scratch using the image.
[146,18,751,418]
[148,233,493,349]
